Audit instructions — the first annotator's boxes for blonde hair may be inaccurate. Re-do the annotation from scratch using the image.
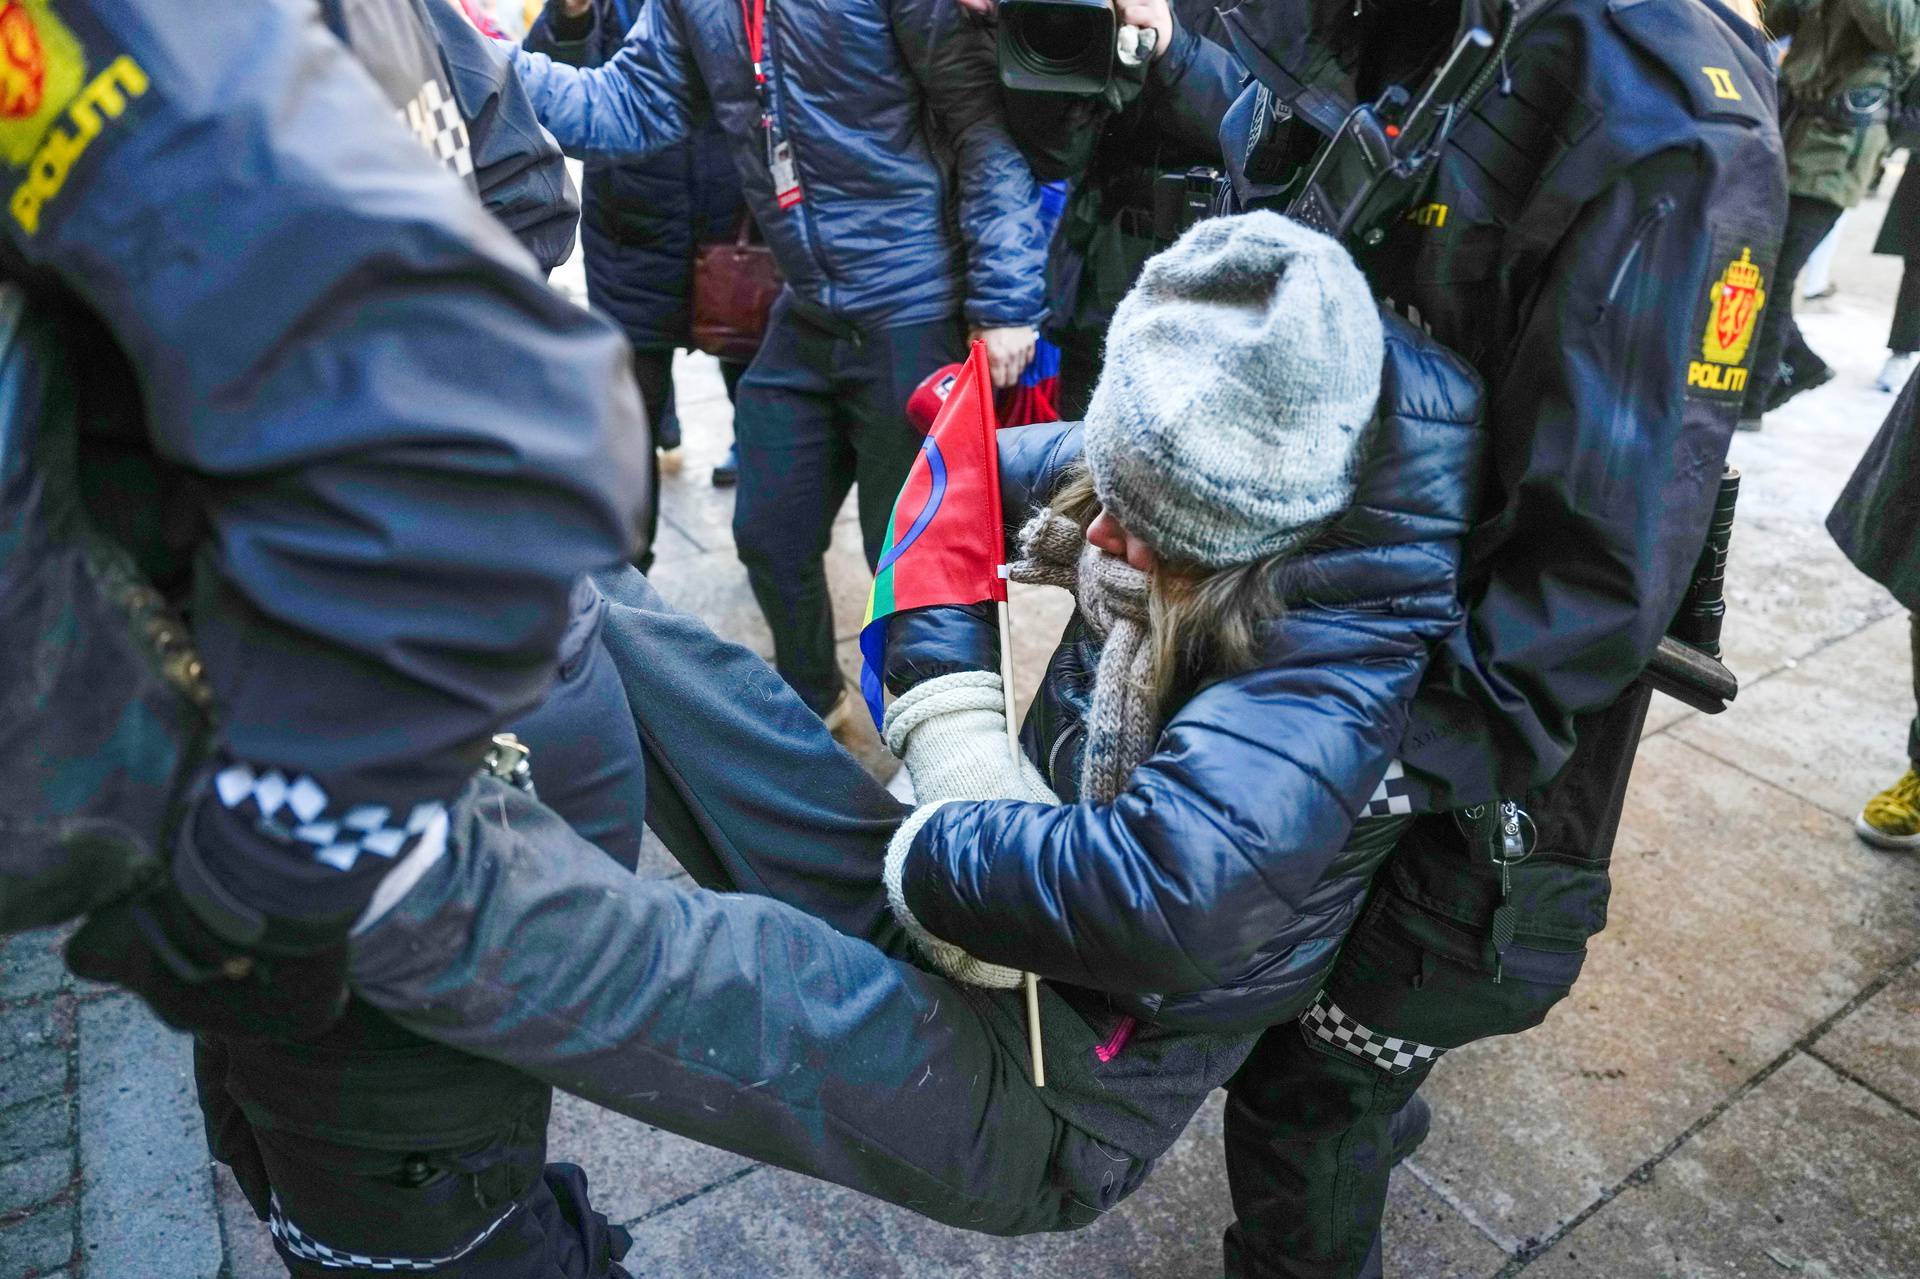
[1048,467,1294,717]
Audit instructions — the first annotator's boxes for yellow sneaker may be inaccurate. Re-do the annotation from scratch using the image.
[1856,768,1920,850]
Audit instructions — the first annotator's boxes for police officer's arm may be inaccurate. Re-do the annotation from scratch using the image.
[891,0,1047,328]
[8,1,646,950]
[506,0,699,162]
[1400,144,1784,807]
[423,0,580,271]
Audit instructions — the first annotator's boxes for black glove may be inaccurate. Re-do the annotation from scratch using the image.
[66,877,350,1041]
[65,786,358,1044]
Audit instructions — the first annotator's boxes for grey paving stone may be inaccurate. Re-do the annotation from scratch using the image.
[634,827,686,882]
[77,996,221,1279]
[211,1163,284,1279]
[0,1002,61,1062]
[0,931,70,1003]
[0,1201,73,1275]
[1413,733,1920,1250]
[1812,959,1920,1115]
[621,1093,1506,1277]
[0,1045,67,1111]
[0,1149,70,1213]
[1525,1054,1920,1278]
[0,1096,69,1166]
[547,1091,758,1228]
[1672,612,1913,824]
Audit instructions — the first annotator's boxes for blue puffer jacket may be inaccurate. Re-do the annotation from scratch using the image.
[523,0,744,350]
[507,0,1046,329]
[887,313,1487,1032]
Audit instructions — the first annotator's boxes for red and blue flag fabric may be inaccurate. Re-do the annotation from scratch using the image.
[859,341,1007,727]
[997,181,1067,427]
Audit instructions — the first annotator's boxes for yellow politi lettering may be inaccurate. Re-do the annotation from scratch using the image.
[11,54,147,234]
[1687,362,1748,394]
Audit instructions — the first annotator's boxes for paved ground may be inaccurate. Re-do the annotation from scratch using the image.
[4,173,1917,1278]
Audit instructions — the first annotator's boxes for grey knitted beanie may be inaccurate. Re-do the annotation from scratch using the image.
[1082,210,1384,570]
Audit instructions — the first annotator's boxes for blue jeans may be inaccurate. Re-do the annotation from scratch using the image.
[731,296,965,712]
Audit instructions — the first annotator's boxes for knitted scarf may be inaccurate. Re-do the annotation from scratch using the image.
[1008,508,1156,804]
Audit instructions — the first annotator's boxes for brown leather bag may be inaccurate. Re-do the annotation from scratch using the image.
[690,215,782,364]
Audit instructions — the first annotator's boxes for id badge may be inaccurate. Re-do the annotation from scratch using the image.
[769,137,802,210]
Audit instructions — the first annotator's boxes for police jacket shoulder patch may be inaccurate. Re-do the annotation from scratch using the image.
[1686,233,1773,402]
[0,1,150,239]
[1606,0,1772,128]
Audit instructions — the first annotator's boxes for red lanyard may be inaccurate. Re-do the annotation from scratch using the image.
[740,0,770,125]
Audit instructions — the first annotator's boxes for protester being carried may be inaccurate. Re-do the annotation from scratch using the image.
[503,0,1046,728]
[347,213,1486,1235]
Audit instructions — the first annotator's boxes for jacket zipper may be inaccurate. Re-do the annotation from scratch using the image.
[1598,195,1675,481]
[1601,196,1674,312]
[1094,1015,1137,1063]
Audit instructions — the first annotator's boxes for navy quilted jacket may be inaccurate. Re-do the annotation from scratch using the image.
[886,313,1487,1031]
[507,0,1046,328]
[523,0,744,350]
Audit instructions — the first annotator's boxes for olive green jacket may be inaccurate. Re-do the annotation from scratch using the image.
[1774,0,1920,205]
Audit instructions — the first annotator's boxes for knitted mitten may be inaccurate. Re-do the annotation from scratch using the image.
[882,803,1023,989]
[882,671,1057,805]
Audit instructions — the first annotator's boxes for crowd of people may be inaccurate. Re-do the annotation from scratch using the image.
[1,0,1916,1276]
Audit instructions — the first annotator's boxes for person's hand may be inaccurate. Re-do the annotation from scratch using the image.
[883,802,1027,989]
[1117,0,1174,61]
[883,671,1059,806]
[971,326,1039,390]
[954,0,994,12]
[66,875,351,1042]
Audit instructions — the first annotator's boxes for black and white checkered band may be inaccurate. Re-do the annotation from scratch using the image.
[268,1194,516,1272]
[1300,992,1446,1075]
[400,78,474,180]
[213,762,446,874]
[1361,759,1416,819]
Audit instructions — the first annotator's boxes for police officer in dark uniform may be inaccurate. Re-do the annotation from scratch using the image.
[0,0,649,1273]
[1198,0,1786,1272]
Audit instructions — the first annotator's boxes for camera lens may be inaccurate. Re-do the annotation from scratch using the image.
[1019,10,1088,67]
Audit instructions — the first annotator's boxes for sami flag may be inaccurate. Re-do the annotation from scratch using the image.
[858,341,1007,728]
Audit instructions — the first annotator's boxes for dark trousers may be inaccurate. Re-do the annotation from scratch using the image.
[731,295,964,712]
[1745,195,1846,414]
[1220,917,1567,1279]
[1222,686,1650,1277]
[628,349,747,573]
[1892,259,1920,356]
[195,610,646,1278]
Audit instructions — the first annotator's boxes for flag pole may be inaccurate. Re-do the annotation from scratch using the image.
[980,338,1044,1089]
[997,590,1046,1089]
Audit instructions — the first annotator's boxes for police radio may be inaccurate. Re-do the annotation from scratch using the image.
[1285,24,1496,246]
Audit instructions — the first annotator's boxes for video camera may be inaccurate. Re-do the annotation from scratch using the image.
[996,0,1147,95]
